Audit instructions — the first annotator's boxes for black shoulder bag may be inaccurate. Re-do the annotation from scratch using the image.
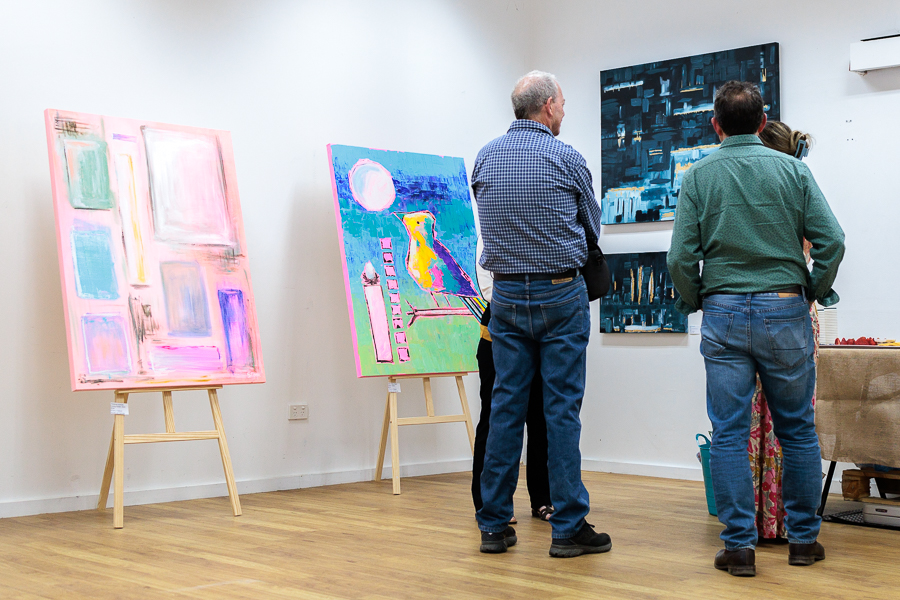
[582,240,610,301]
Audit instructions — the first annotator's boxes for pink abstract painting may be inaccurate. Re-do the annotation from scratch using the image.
[45,109,265,391]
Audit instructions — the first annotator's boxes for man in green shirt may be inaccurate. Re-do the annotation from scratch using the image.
[668,81,845,577]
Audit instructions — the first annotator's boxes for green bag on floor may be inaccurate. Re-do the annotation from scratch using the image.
[696,433,717,516]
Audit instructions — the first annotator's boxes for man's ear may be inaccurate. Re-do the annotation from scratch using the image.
[711,117,726,141]
[757,113,768,134]
[545,96,555,115]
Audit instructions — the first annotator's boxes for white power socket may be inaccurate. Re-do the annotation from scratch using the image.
[289,404,308,420]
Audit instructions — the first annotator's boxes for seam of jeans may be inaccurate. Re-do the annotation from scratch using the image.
[752,302,809,316]
[704,300,751,313]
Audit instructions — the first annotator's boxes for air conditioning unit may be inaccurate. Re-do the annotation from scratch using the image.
[850,34,900,74]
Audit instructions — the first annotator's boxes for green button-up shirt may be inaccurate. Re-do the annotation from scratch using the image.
[667,134,845,315]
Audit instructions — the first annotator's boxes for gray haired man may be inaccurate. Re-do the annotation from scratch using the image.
[472,71,609,558]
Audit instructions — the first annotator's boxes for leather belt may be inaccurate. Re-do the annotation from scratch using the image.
[493,268,580,282]
[714,285,803,296]
[773,285,803,294]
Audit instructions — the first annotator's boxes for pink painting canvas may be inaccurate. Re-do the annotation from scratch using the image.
[44,109,265,391]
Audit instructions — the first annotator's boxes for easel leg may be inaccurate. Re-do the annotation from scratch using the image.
[113,392,127,529]
[375,390,391,482]
[455,376,475,454]
[389,385,401,495]
[423,377,435,417]
[162,390,175,433]
[98,425,115,510]
[209,389,242,517]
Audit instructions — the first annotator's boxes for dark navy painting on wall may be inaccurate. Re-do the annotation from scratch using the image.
[599,252,687,334]
[600,43,780,225]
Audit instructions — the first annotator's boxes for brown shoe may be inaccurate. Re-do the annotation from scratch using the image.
[714,548,756,576]
[788,541,825,566]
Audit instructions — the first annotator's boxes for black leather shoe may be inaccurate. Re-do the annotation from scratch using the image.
[714,548,756,576]
[480,526,517,553]
[788,541,825,566]
[549,521,612,558]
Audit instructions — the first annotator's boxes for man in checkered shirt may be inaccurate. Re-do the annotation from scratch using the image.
[472,71,608,558]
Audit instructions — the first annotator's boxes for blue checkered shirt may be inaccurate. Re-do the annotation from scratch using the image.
[473,120,602,274]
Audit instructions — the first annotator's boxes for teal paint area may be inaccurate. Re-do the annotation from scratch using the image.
[71,224,119,300]
[63,139,114,209]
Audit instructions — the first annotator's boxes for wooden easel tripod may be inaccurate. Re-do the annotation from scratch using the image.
[97,385,242,528]
[375,373,475,494]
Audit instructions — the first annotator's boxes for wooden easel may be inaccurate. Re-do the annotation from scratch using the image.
[97,385,242,528]
[375,373,475,494]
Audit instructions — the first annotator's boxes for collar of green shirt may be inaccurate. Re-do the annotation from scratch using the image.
[718,134,763,148]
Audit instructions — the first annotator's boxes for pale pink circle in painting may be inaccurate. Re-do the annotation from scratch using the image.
[348,159,395,211]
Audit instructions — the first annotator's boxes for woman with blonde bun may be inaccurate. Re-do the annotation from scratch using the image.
[749,121,820,543]
[759,120,813,157]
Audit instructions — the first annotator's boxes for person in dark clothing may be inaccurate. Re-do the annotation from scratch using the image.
[472,304,554,523]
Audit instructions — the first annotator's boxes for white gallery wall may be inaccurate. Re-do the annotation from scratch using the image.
[0,0,898,516]
[0,0,529,516]
[531,0,900,483]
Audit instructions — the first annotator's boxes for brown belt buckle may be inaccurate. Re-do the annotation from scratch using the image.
[551,277,573,284]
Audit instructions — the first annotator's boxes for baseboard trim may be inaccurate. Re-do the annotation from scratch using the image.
[0,459,473,520]
[0,457,849,520]
[582,459,704,481]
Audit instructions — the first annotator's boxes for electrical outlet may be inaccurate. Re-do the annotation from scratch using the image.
[289,404,308,420]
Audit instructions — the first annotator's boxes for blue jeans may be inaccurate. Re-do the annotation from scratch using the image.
[701,292,821,549]
[476,276,591,539]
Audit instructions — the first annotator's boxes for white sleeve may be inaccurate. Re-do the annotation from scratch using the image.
[475,235,493,303]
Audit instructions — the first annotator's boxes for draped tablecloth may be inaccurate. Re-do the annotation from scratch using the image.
[816,346,900,466]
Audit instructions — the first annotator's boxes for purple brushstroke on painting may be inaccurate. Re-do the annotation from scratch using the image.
[112,133,137,142]
[82,315,131,375]
[148,345,222,372]
[218,289,253,370]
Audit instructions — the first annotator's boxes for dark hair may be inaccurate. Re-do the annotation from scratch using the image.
[713,81,765,136]
[759,120,813,156]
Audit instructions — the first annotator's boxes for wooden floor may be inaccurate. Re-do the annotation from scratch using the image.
[1,472,897,599]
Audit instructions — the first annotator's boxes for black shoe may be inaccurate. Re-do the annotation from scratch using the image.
[549,521,612,558]
[480,526,517,553]
[714,548,756,577]
[788,541,825,566]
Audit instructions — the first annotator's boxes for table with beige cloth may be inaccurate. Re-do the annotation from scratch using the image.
[816,346,900,512]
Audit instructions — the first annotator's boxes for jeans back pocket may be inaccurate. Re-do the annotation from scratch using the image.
[700,312,733,358]
[540,295,584,337]
[490,298,516,328]
[764,315,811,368]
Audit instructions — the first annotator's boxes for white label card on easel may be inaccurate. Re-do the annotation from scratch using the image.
[387,382,401,393]
[110,402,129,415]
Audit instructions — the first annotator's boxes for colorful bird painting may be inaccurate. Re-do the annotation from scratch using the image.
[396,210,483,319]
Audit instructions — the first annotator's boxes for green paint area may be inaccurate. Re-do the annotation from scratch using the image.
[352,290,479,377]
[64,139,114,209]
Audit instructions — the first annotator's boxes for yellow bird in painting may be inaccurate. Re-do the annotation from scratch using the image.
[395,210,479,301]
